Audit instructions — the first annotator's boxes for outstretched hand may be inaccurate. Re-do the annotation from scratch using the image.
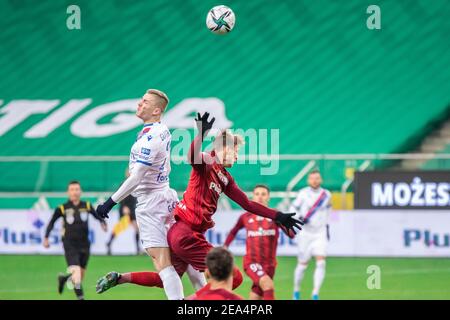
[275,212,304,235]
[195,112,215,139]
[279,224,297,239]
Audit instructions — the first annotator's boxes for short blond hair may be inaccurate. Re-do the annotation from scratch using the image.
[213,130,244,151]
[147,89,169,112]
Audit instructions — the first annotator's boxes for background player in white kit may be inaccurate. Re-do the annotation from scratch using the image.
[289,170,331,300]
[95,89,205,300]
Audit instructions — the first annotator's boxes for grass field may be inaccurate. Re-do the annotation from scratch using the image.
[1,255,449,300]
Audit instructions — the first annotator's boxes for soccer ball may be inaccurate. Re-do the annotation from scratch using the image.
[206,5,235,34]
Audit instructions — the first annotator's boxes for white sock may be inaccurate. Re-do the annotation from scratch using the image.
[186,264,207,290]
[313,260,326,296]
[294,262,308,292]
[159,266,184,300]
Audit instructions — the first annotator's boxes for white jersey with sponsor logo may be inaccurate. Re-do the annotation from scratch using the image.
[289,187,331,234]
[129,121,172,197]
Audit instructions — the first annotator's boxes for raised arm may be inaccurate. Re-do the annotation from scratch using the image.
[188,112,215,168]
[224,215,245,247]
[187,134,204,168]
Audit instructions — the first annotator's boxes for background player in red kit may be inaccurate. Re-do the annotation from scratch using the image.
[191,247,242,300]
[224,184,292,300]
[168,112,303,288]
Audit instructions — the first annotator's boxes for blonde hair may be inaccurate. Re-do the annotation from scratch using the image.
[213,130,244,151]
[147,89,169,112]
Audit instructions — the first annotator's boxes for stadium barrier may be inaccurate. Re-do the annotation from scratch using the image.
[0,154,449,210]
[1,209,449,257]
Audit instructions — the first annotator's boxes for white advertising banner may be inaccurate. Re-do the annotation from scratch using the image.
[0,209,138,255]
[0,209,449,257]
[327,210,450,257]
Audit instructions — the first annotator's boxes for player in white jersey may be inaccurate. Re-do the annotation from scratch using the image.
[289,170,331,300]
[95,89,205,299]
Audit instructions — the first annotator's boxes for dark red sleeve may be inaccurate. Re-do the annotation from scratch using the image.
[225,179,277,220]
[187,134,214,170]
[187,135,203,169]
[224,214,245,247]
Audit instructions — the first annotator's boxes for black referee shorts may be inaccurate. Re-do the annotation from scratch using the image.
[63,241,90,269]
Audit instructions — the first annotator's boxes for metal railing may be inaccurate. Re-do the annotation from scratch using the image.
[0,153,449,210]
[1,153,450,162]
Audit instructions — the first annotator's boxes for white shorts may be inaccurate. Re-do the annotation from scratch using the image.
[297,230,328,263]
[135,188,178,249]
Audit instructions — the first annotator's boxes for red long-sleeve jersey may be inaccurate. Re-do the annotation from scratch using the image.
[173,135,278,233]
[224,212,280,268]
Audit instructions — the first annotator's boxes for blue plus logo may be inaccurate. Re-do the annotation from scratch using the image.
[404,229,450,248]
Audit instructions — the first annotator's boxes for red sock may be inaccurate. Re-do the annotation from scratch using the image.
[129,272,163,288]
[263,289,275,300]
[232,267,243,290]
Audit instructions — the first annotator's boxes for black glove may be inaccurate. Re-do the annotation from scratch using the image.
[96,197,116,219]
[275,212,304,235]
[279,224,296,239]
[195,112,215,140]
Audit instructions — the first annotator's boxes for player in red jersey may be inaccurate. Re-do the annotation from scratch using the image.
[224,184,293,300]
[191,247,242,300]
[168,112,303,287]
[95,112,302,298]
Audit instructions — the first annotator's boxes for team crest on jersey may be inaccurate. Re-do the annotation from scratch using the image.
[80,212,88,222]
[65,209,75,224]
[136,127,151,141]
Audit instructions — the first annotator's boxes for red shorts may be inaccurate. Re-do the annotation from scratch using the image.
[167,221,213,275]
[243,263,276,296]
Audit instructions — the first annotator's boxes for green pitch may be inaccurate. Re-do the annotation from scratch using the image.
[1,255,449,300]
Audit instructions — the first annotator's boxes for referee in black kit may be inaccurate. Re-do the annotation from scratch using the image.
[43,180,108,300]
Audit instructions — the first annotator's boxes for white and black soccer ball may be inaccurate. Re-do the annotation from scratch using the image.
[206,5,235,34]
